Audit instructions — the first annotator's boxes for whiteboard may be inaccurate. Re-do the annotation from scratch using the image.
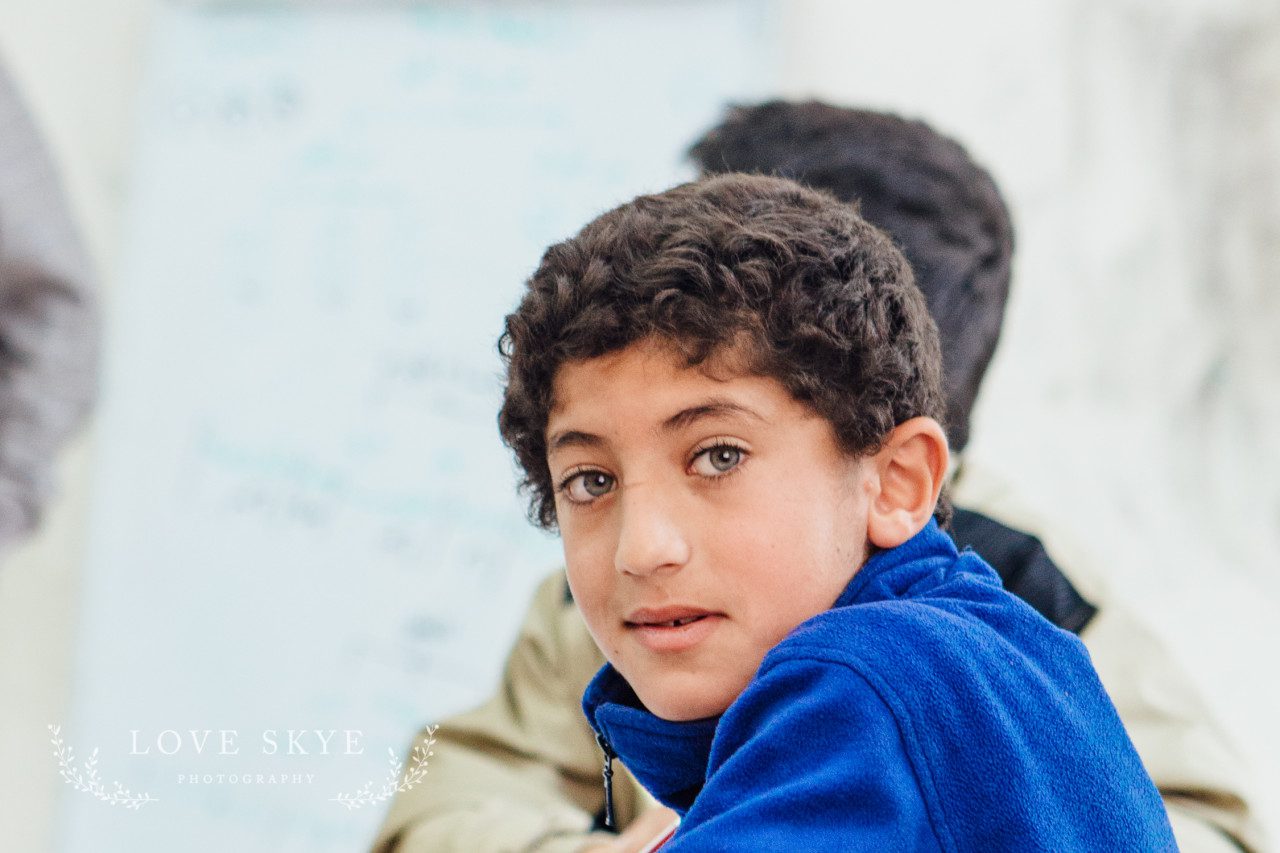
[59,3,774,850]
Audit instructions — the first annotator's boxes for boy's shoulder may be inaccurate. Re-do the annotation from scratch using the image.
[764,547,1100,724]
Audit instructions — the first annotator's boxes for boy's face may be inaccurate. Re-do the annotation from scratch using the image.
[547,338,874,721]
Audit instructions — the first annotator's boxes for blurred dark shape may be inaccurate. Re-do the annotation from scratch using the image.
[0,58,100,554]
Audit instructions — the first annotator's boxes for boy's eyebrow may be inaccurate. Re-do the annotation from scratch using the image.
[546,429,603,455]
[546,399,764,456]
[660,399,764,433]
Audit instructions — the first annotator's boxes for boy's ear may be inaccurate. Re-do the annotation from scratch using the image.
[866,417,949,550]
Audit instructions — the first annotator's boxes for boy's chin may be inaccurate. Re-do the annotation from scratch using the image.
[631,673,742,722]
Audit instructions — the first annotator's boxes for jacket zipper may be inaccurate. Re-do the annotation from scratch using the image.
[595,731,618,830]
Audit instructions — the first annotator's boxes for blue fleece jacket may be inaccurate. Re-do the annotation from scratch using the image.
[583,520,1177,851]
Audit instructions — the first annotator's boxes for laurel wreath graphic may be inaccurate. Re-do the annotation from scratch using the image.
[48,725,158,810]
[329,725,437,810]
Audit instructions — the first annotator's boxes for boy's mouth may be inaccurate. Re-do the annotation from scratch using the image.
[624,607,723,653]
[624,606,717,628]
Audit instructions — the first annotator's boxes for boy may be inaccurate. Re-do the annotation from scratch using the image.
[493,173,1176,849]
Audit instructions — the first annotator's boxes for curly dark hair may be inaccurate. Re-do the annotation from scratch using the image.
[498,173,947,530]
[688,101,1013,452]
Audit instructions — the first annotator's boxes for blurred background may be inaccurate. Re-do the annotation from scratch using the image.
[0,0,1276,850]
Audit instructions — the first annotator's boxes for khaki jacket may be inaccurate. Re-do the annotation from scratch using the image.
[371,466,1265,852]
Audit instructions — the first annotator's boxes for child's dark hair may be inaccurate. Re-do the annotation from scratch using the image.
[688,101,1013,453]
[498,173,947,530]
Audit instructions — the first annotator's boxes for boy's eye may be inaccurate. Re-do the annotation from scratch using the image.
[562,471,615,503]
[691,444,744,477]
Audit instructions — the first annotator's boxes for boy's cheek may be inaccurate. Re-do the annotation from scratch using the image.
[564,562,616,642]
[568,586,616,660]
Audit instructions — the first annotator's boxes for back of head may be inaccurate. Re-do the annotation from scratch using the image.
[688,101,1014,453]
[499,173,946,529]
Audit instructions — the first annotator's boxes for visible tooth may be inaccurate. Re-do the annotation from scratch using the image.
[644,616,702,628]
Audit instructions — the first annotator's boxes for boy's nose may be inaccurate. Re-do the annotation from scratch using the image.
[613,485,691,577]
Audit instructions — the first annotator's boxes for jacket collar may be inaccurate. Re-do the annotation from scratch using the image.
[582,518,964,813]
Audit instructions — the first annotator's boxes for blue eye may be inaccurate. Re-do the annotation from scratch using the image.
[562,471,615,503]
[691,444,744,476]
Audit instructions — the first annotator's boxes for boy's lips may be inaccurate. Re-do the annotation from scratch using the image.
[624,606,724,653]
[625,605,719,626]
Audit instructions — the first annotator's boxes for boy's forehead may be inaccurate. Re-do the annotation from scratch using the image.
[547,338,750,415]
